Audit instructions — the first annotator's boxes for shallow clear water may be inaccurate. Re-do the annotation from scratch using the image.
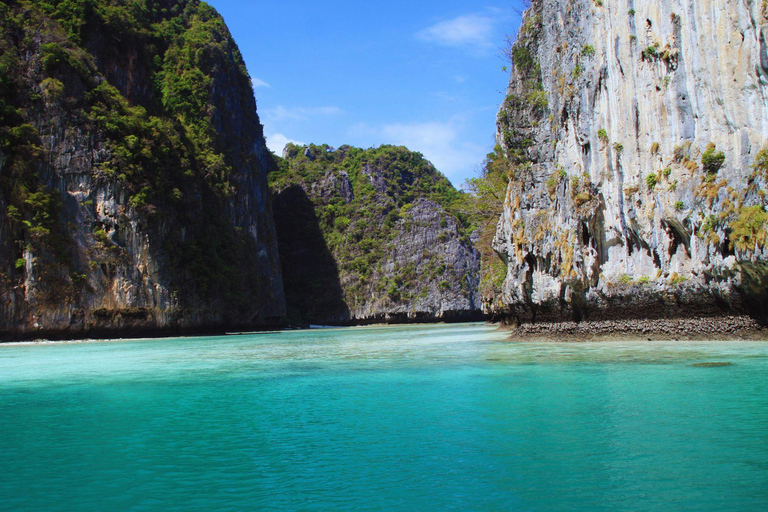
[1,323,767,511]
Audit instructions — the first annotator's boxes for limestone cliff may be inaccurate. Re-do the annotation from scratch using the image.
[0,0,285,338]
[270,144,481,325]
[493,0,768,325]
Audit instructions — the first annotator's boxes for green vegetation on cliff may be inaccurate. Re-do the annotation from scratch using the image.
[21,0,247,201]
[269,144,479,324]
[0,0,284,331]
[272,144,467,235]
[0,1,77,297]
[461,145,510,312]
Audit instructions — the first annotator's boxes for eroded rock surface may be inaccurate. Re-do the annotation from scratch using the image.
[271,144,481,325]
[0,1,284,338]
[493,0,768,325]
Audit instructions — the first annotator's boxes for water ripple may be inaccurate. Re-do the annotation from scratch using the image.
[1,324,767,510]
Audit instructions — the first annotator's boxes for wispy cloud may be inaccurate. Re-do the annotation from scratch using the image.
[251,78,271,88]
[417,13,496,51]
[265,133,304,155]
[262,105,344,123]
[376,119,487,183]
[416,8,514,55]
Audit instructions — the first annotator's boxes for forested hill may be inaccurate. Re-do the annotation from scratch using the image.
[269,144,482,325]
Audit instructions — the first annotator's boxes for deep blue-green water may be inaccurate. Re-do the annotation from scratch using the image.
[1,323,767,511]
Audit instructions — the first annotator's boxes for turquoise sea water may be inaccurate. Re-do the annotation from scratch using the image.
[1,323,767,511]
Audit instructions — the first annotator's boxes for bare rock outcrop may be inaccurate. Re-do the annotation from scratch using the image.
[271,144,481,325]
[0,0,285,339]
[493,0,768,325]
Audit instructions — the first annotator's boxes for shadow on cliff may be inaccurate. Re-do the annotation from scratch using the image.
[272,185,349,325]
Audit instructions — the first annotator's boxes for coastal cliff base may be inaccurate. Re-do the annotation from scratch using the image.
[502,315,766,342]
[489,0,768,333]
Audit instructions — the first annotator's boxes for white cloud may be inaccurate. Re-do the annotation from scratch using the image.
[378,120,486,184]
[265,133,304,155]
[251,78,270,88]
[262,105,344,123]
[417,13,496,51]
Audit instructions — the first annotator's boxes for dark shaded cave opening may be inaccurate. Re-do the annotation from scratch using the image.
[663,219,691,259]
[523,253,537,322]
[525,253,538,273]
[581,222,592,247]
[652,249,662,269]
[720,234,735,258]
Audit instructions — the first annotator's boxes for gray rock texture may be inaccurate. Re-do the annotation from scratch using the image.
[493,0,768,325]
[0,1,285,339]
[271,144,481,325]
[352,196,481,322]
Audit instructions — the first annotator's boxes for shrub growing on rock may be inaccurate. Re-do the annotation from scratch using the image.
[730,205,768,252]
[701,144,725,174]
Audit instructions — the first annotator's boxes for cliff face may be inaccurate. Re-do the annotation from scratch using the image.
[493,0,768,324]
[270,144,482,325]
[0,0,285,337]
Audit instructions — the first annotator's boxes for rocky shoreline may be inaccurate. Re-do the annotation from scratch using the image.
[3,311,766,344]
[504,315,767,342]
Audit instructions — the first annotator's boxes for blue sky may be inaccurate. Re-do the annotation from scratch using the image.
[206,1,525,186]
